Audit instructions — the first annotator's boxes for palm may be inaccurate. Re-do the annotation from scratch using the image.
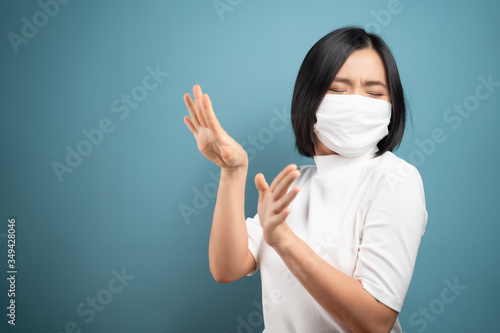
[196,127,235,169]
[254,164,302,247]
[183,84,248,170]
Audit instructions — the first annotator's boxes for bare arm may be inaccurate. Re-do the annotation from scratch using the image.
[183,84,256,283]
[273,229,397,332]
[254,166,397,332]
[209,166,256,283]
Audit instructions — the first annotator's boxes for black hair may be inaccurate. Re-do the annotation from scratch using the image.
[291,25,406,157]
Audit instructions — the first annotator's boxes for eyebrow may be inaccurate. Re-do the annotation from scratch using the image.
[332,77,388,89]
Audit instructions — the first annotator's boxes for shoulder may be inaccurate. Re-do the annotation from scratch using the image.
[367,152,428,237]
[370,151,426,200]
[373,151,418,175]
[372,152,423,183]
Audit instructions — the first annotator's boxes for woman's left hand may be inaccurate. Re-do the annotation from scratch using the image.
[254,164,302,248]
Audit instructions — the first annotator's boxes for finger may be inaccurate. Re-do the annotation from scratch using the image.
[201,93,222,131]
[274,185,301,214]
[184,92,201,129]
[275,207,291,224]
[255,173,269,192]
[255,173,269,204]
[193,84,208,127]
[273,169,300,199]
[269,164,298,193]
[183,115,198,139]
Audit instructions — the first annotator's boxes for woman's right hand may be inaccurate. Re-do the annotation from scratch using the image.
[183,84,248,171]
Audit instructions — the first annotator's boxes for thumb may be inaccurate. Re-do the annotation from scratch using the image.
[255,173,269,204]
[220,144,237,166]
[220,145,231,162]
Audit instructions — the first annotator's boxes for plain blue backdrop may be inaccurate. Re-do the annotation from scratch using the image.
[1,0,499,332]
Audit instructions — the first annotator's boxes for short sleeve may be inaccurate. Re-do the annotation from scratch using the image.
[353,165,428,312]
[246,212,264,276]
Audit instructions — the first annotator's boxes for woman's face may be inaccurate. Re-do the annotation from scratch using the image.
[314,47,391,156]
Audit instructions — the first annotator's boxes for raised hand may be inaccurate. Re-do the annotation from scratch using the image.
[254,164,302,247]
[183,84,249,171]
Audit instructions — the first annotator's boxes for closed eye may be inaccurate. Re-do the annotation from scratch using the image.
[330,89,384,97]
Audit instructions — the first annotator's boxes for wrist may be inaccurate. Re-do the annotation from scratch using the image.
[220,164,248,177]
[220,164,248,186]
[220,156,248,173]
[267,223,295,250]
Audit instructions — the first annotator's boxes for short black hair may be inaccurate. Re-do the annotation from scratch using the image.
[291,25,407,157]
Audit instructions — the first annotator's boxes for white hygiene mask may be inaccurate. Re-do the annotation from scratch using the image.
[313,94,392,157]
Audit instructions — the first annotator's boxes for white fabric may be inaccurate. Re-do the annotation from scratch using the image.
[314,94,392,157]
[246,148,428,332]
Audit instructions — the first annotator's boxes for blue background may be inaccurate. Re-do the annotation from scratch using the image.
[1,0,499,332]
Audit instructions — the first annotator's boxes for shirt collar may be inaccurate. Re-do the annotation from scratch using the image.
[313,146,379,176]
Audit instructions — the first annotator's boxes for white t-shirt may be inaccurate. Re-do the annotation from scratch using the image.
[246,149,428,332]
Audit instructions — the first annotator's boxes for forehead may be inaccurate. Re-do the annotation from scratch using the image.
[334,48,388,83]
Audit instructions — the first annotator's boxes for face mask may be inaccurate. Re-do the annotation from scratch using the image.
[313,94,392,157]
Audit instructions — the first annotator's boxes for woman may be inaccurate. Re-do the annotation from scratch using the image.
[183,26,428,333]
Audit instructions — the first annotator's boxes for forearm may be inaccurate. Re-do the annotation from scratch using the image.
[209,166,252,282]
[273,227,397,333]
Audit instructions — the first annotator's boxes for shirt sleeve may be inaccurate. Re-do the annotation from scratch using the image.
[246,212,263,276]
[353,164,428,312]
